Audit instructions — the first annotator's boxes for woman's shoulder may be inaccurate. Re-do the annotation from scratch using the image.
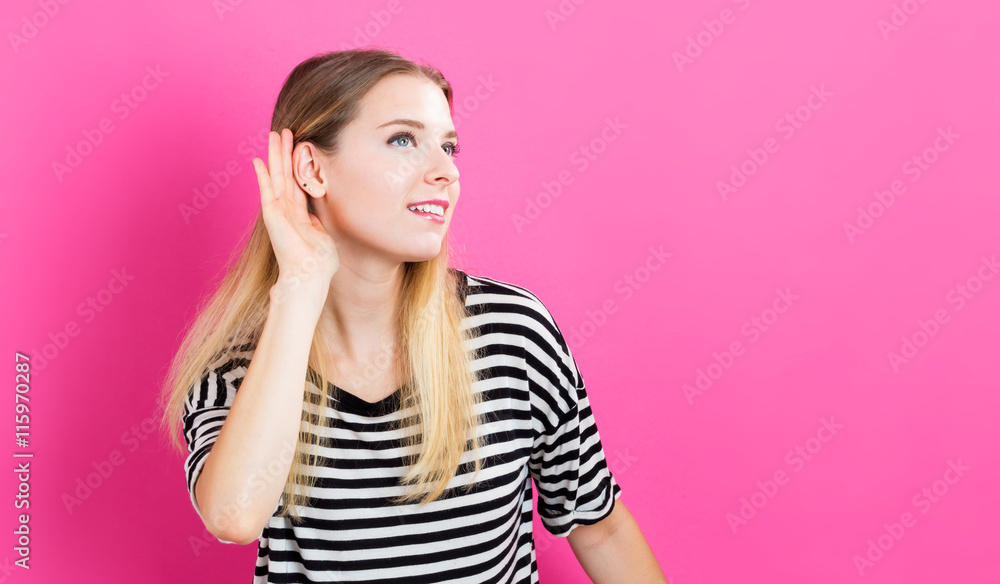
[204,335,258,373]
[452,269,582,405]
[451,266,539,301]
[448,267,564,333]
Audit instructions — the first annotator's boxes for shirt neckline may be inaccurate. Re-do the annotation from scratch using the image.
[302,266,467,416]
[307,365,404,416]
[332,382,404,416]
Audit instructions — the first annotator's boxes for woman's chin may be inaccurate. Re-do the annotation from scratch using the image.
[398,238,445,262]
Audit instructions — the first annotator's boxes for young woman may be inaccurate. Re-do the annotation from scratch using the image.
[160,48,665,583]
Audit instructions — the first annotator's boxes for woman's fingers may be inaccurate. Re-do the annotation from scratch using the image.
[253,157,275,205]
[267,130,284,199]
[254,128,340,283]
[280,129,307,213]
[281,128,294,194]
[256,129,314,226]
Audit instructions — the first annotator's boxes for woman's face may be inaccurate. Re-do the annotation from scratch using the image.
[294,73,461,267]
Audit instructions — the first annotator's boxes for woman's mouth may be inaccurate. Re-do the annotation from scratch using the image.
[407,203,446,224]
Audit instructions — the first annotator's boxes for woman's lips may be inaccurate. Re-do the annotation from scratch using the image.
[408,207,445,224]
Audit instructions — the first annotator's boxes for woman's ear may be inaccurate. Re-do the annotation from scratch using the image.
[292,141,328,199]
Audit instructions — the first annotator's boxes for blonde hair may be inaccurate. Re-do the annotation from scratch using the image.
[157,48,486,522]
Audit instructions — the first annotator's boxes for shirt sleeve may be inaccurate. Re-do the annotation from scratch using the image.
[181,346,253,544]
[523,293,623,538]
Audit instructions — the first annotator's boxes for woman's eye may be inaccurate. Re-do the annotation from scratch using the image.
[389,132,415,147]
[389,132,460,157]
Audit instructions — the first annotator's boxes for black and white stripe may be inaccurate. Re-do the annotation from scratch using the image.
[182,268,623,583]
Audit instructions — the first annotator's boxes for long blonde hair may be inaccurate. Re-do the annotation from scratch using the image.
[158,49,486,522]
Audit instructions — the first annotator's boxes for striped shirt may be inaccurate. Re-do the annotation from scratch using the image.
[182,268,623,583]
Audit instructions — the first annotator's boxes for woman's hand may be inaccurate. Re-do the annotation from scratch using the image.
[253,129,339,303]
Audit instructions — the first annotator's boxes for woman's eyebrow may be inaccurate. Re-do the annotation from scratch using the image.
[377,118,459,140]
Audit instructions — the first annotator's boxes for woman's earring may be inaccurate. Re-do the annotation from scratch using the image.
[303,182,314,193]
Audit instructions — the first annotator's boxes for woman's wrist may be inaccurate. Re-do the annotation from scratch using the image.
[269,278,328,320]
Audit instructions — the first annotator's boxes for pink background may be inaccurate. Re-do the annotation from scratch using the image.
[2,0,998,582]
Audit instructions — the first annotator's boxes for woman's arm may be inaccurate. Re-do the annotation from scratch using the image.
[195,284,326,545]
[567,500,669,583]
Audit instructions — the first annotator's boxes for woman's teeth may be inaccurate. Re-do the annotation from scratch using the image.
[408,204,444,216]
